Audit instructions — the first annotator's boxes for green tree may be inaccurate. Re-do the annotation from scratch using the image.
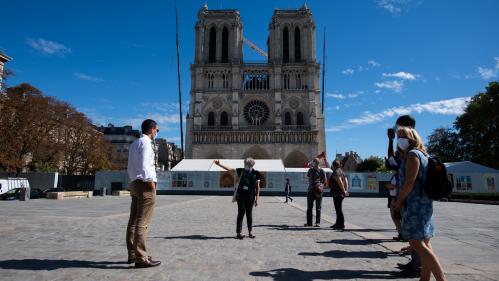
[426,127,463,163]
[357,156,386,172]
[455,81,499,169]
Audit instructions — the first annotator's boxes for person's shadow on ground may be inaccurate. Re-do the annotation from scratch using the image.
[299,249,394,259]
[250,267,401,280]
[153,235,234,240]
[0,259,130,270]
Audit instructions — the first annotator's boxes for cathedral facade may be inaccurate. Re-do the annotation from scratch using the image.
[185,4,326,167]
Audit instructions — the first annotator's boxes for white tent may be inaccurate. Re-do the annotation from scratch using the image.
[172,159,286,172]
[445,161,498,173]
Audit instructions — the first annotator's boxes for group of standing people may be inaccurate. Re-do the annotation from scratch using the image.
[385,115,447,280]
[304,158,349,229]
[124,117,447,281]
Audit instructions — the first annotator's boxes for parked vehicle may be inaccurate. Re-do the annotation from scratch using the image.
[30,188,44,199]
[0,178,30,195]
[42,188,65,198]
[0,188,21,200]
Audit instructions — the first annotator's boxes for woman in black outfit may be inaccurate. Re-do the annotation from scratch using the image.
[214,158,261,239]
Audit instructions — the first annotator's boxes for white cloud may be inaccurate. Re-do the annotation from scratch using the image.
[478,67,497,80]
[26,38,71,56]
[368,60,381,67]
[327,93,347,99]
[327,92,361,100]
[341,68,354,75]
[326,97,471,132]
[74,72,105,83]
[495,57,499,69]
[382,71,418,80]
[376,0,412,14]
[374,80,404,92]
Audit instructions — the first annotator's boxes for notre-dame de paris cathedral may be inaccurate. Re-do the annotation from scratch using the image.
[185,4,326,167]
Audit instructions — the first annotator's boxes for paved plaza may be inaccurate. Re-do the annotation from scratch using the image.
[0,195,498,281]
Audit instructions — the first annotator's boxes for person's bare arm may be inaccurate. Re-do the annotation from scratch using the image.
[394,154,420,210]
[214,160,236,173]
[255,180,261,207]
[387,128,395,158]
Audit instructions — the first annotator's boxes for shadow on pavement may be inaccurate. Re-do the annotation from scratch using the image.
[250,268,402,280]
[154,235,234,240]
[317,239,394,245]
[299,250,394,259]
[351,228,395,232]
[253,225,332,231]
[0,259,129,270]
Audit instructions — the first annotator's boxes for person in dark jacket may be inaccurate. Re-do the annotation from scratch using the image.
[305,158,327,227]
[329,160,349,230]
[214,158,261,239]
[284,178,293,203]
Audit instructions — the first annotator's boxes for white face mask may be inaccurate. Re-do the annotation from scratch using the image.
[397,138,410,151]
[244,165,252,171]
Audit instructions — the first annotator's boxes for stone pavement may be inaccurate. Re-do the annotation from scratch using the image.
[0,195,498,281]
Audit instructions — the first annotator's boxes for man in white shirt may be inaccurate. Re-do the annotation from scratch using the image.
[126,119,161,268]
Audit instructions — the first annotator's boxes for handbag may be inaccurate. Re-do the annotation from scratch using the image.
[313,182,324,196]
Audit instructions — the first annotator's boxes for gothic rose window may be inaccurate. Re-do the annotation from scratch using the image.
[243,100,269,126]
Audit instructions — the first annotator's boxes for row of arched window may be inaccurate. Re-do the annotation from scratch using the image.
[206,111,305,126]
[284,112,304,126]
[283,27,301,62]
[207,73,230,89]
[207,111,229,126]
[208,27,229,63]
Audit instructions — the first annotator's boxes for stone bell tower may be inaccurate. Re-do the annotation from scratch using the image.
[185,4,326,167]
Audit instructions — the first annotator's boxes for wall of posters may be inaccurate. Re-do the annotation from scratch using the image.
[367,174,378,192]
[483,174,496,192]
[349,173,365,190]
[456,175,473,191]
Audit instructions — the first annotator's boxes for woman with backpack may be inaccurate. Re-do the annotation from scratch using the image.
[393,126,447,281]
[214,158,261,240]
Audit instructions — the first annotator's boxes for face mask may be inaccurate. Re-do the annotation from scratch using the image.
[244,165,252,171]
[397,138,410,151]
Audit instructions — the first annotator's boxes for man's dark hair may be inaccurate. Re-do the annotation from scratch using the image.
[141,119,157,134]
[396,115,416,128]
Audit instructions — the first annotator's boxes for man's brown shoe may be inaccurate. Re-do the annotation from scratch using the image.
[135,259,161,268]
[128,256,152,264]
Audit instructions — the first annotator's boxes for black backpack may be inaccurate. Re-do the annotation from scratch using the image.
[420,156,452,200]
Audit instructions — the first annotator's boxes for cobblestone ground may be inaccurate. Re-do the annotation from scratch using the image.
[0,195,498,281]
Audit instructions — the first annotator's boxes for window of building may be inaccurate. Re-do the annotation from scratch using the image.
[208,74,215,89]
[209,27,216,63]
[208,112,215,126]
[222,27,229,63]
[283,27,289,62]
[297,112,304,126]
[294,27,301,62]
[296,74,302,89]
[284,112,291,125]
[220,111,228,126]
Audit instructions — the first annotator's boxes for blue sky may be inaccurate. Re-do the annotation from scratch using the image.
[2,0,498,161]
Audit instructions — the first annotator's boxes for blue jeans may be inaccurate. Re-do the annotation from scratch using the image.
[306,192,322,225]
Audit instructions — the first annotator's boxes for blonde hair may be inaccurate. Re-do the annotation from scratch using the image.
[397,126,427,153]
[244,158,255,167]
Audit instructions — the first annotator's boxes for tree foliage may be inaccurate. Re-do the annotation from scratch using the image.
[426,127,463,163]
[357,156,386,172]
[0,83,111,175]
[425,81,498,169]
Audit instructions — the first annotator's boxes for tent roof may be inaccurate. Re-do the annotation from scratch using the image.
[445,161,498,173]
[172,159,286,172]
